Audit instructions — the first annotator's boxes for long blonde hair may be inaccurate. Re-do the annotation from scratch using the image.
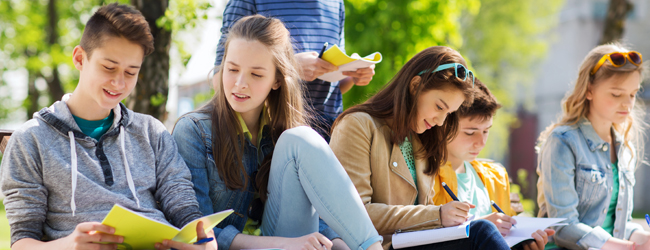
[538,43,648,169]
[202,15,308,200]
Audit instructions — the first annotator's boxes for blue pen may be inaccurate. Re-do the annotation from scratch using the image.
[492,200,516,228]
[194,237,214,245]
[441,182,459,201]
[491,200,505,213]
[645,214,650,226]
[318,42,328,58]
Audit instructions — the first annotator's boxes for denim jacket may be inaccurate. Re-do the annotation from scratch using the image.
[172,111,339,250]
[537,117,642,250]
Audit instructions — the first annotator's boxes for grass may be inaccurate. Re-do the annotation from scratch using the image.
[0,202,10,250]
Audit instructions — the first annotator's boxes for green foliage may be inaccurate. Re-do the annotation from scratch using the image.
[150,92,167,107]
[193,89,215,108]
[0,0,100,121]
[517,168,529,191]
[342,0,480,108]
[157,0,212,67]
[461,0,564,158]
[511,180,535,216]
[157,0,212,32]
[0,199,8,249]
[0,0,209,124]
[343,0,564,161]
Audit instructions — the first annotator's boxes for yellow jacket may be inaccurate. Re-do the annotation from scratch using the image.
[432,160,516,216]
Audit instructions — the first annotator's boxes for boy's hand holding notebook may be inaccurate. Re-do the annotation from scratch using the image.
[317,45,382,82]
[101,204,233,249]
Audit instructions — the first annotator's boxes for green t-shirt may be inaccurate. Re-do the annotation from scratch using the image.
[602,161,619,235]
[72,111,114,141]
[399,137,418,205]
[456,161,492,217]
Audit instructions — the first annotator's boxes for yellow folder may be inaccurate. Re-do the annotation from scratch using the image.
[101,204,233,250]
[318,45,382,82]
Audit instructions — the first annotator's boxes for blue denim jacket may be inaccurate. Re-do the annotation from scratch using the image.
[172,111,339,250]
[537,118,642,249]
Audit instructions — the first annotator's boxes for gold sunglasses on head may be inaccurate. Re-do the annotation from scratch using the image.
[591,51,643,75]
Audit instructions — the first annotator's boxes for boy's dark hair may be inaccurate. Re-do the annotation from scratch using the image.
[457,78,501,121]
[80,3,154,58]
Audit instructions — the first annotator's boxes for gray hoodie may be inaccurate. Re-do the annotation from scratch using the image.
[0,96,202,245]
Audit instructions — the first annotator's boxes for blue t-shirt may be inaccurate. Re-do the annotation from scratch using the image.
[456,161,492,217]
[215,0,346,117]
[72,111,114,141]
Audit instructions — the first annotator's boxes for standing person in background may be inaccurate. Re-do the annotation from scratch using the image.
[537,44,650,250]
[215,0,376,141]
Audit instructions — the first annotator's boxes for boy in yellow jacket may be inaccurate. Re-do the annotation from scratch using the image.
[433,79,554,250]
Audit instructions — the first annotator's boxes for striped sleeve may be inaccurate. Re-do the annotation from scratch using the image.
[215,0,257,66]
[338,0,345,53]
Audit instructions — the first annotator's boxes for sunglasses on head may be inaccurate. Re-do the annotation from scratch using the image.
[591,51,643,75]
[418,63,475,87]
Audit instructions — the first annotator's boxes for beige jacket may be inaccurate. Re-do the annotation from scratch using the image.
[330,112,442,248]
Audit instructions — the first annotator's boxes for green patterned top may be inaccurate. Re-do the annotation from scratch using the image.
[400,137,418,205]
[602,161,619,235]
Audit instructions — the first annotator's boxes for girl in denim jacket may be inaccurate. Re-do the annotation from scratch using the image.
[172,15,383,250]
[537,44,648,250]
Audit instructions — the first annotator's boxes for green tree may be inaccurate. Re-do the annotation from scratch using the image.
[459,0,564,158]
[342,0,564,159]
[128,0,211,121]
[342,0,480,108]
[129,0,172,121]
[0,0,103,121]
[0,0,209,125]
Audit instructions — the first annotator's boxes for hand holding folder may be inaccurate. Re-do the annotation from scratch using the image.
[317,45,382,82]
[101,204,233,250]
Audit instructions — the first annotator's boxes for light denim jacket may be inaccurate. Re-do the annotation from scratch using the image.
[537,117,642,250]
[172,111,339,250]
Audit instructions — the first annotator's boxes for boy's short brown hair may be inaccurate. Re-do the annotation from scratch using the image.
[80,3,154,58]
[457,78,501,121]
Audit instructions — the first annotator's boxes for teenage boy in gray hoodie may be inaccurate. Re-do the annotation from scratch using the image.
[0,3,215,250]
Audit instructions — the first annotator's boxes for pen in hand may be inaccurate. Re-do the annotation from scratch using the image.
[441,182,459,201]
[491,200,516,228]
[318,42,328,58]
[194,237,214,245]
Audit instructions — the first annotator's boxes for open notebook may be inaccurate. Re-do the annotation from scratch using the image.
[392,216,566,249]
[101,204,233,249]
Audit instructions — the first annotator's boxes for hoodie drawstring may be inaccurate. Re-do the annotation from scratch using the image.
[68,125,140,216]
[120,126,141,208]
[68,131,78,216]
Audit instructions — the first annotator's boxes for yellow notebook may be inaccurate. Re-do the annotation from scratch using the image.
[318,45,382,82]
[101,204,233,250]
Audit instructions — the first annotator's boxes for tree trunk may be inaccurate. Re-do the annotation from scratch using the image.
[46,0,64,102]
[599,0,633,44]
[26,73,39,119]
[128,0,170,121]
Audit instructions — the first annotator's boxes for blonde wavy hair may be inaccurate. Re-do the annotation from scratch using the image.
[538,43,648,169]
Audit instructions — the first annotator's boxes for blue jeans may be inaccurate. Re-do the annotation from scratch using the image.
[389,220,510,250]
[260,126,383,250]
